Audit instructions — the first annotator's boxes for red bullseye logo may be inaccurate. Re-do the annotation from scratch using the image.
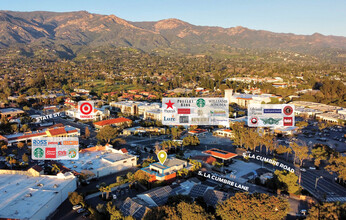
[80,102,92,115]
[78,101,94,119]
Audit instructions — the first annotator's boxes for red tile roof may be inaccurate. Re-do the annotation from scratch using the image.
[94,118,132,127]
[47,127,67,136]
[203,148,237,160]
[189,129,207,134]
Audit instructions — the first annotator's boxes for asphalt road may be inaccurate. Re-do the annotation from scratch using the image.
[300,169,346,202]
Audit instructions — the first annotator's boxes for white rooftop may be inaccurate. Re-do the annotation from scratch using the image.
[60,148,135,173]
[0,174,75,219]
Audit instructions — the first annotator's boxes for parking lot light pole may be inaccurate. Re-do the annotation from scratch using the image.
[315,176,323,190]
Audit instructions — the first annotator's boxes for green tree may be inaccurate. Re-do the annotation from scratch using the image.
[296,121,308,129]
[68,192,85,206]
[85,126,90,139]
[106,202,124,220]
[311,146,329,167]
[325,153,346,182]
[133,170,150,184]
[96,125,118,143]
[274,170,300,194]
[290,142,310,166]
[51,164,61,174]
[17,142,25,149]
[307,202,346,220]
[216,192,289,220]
[22,153,29,163]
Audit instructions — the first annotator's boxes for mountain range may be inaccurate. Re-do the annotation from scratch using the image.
[0,10,345,59]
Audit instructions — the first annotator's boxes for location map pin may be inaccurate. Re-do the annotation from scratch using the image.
[157,150,167,165]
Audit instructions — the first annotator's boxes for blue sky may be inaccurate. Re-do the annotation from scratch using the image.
[1,0,346,36]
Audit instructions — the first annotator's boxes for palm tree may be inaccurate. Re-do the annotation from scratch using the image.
[99,186,106,199]
[51,164,61,174]
[105,186,111,200]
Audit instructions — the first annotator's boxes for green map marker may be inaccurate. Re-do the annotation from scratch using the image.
[157,150,167,165]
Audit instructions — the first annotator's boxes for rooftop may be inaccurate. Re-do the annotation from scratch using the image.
[93,117,132,127]
[203,148,237,160]
[60,146,135,173]
[0,108,24,114]
[0,173,75,219]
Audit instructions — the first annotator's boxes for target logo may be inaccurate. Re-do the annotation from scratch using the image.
[78,101,94,119]
[283,105,293,116]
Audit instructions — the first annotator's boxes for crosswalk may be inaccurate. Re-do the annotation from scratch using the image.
[326,197,346,202]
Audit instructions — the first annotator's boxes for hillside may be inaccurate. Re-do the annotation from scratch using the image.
[0,10,345,59]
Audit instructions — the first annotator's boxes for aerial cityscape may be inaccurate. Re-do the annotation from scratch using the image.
[0,1,345,220]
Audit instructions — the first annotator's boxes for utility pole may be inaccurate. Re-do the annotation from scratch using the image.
[315,176,323,190]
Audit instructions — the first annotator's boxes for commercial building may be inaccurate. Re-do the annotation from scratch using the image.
[213,129,234,138]
[143,108,162,121]
[65,106,109,121]
[290,101,341,113]
[224,89,282,108]
[93,117,132,129]
[110,101,161,116]
[0,108,25,119]
[294,107,322,117]
[141,158,192,182]
[203,148,237,163]
[316,113,346,124]
[60,144,136,178]
[122,126,165,136]
[0,171,76,220]
[188,128,208,136]
[2,124,80,145]
[272,126,299,136]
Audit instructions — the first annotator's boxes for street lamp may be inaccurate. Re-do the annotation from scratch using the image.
[315,176,323,190]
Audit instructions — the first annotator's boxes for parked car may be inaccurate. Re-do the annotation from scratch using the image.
[300,168,306,172]
[77,208,86,213]
[73,204,82,210]
[309,167,316,170]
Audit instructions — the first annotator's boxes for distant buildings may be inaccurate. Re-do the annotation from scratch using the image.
[1,124,80,145]
[0,108,24,119]
[213,129,234,138]
[0,170,76,220]
[65,106,109,121]
[93,117,132,129]
[60,144,136,178]
[291,101,345,124]
[225,77,283,84]
[188,128,208,136]
[141,158,192,182]
[143,108,162,121]
[110,101,161,116]
[122,126,165,136]
[224,89,282,108]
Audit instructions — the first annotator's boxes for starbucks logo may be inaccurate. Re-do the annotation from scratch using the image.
[196,99,205,108]
[68,149,77,158]
[34,148,44,158]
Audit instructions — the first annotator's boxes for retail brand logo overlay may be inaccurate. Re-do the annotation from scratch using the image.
[162,97,229,126]
[32,137,79,160]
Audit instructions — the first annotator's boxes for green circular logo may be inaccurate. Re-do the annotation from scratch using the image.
[196,98,206,108]
[68,149,77,158]
[34,148,44,158]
